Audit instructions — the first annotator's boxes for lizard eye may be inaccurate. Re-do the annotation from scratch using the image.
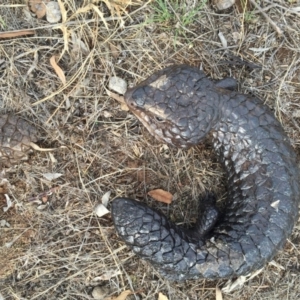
[155,116,164,122]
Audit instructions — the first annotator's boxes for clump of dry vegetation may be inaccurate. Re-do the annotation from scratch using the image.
[0,0,300,299]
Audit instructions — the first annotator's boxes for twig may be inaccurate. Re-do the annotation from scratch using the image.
[106,90,126,104]
[249,0,283,36]
[0,29,35,38]
[27,185,64,202]
[264,0,300,16]
[29,142,57,152]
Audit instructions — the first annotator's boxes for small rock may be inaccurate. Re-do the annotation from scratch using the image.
[108,76,127,95]
[46,1,61,23]
[29,0,46,19]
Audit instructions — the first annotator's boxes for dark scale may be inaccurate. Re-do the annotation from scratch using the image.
[111,65,299,281]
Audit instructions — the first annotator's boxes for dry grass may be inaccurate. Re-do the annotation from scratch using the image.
[0,0,300,299]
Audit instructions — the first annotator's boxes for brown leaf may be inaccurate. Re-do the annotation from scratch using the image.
[50,56,66,84]
[29,0,47,18]
[158,292,169,300]
[105,290,132,300]
[148,189,173,204]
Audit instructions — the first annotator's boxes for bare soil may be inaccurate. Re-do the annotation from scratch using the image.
[1,1,300,299]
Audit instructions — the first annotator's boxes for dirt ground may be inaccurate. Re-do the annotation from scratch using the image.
[0,1,300,299]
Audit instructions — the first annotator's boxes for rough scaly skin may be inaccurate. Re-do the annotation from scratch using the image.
[111,65,299,281]
[0,115,37,165]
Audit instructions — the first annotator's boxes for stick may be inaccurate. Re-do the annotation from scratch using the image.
[249,0,283,36]
[0,29,35,39]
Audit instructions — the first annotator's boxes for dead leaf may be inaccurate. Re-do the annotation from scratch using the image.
[94,204,110,217]
[50,56,66,84]
[218,31,227,48]
[148,189,173,204]
[114,290,132,300]
[158,292,168,300]
[216,286,223,300]
[29,0,47,18]
[42,173,63,181]
[132,145,142,157]
[37,204,48,210]
[101,191,111,207]
[105,290,132,300]
[109,42,121,59]
[120,102,129,111]
[3,194,12,212]
[103,110,113,118]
